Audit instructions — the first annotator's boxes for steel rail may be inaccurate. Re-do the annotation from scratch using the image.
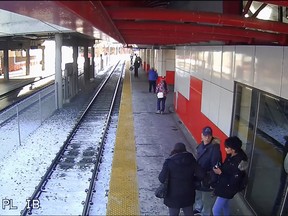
[20,60,123,215]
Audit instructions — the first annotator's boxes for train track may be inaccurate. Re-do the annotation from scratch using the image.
[20,60,125,215]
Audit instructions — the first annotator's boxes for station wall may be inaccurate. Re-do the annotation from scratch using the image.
[175,45,288,150]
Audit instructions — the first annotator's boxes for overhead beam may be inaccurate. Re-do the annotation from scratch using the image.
[56,1,126,44]
[115,21,285,44]
[107,7,288,34]
[260,1,288,7]
[121,30,252,44]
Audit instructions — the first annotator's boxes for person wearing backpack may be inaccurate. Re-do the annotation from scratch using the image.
[212,136,248,216]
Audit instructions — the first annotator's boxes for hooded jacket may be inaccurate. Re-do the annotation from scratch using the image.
[158,152,205,208]
[213,149,248,199]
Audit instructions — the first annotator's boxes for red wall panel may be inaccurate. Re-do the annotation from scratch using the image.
[166,70,175,85]
[176,75,228,160]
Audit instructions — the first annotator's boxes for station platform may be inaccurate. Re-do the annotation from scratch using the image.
[0,60,253,215]
[106,63,253,215]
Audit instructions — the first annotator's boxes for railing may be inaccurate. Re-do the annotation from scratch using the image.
[0,85,56,159]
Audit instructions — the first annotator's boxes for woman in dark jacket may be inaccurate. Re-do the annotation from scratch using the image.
[158,142,205,216]
[212,136,248,216]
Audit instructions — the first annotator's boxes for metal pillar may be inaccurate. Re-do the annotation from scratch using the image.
[84,46,89,81]
[91,46,95,79]
[73,45,78,95]
[41,46,45,71]
[55,33,63,109]
[25,49,30,76]
[3,49,9,81]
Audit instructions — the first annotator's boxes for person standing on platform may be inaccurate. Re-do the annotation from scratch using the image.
[155,77,168,114]
[193,126,222,216]
[130,53,133,65]
[212,136,248,216]
[100,54,104,71]
[148,67,158,93]
[133,55,140,77]
[158,142,205,216]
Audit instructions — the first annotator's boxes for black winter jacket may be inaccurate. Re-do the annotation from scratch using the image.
[196,138,222,190]
[213,150,248,199]
[158,152,205,208]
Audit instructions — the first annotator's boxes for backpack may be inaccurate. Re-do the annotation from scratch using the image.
[238,170,248,192]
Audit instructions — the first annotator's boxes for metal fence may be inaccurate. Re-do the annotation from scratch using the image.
[0,84,56,159]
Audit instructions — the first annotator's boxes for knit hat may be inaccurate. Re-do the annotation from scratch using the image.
[202,126,212,136]
[225,136,242,151]
[173,142,186,152]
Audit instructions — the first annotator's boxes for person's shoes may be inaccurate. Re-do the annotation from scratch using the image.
[160,111,163,114]
[156,110,161,114]
[193,210,201,216]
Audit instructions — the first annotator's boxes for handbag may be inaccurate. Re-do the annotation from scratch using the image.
[155,178,168,198]
[157,92,164,98]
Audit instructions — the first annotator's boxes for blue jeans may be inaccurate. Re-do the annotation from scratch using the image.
[212,197,230,216]
[157,97,166,111]
[169,205,194,216]
[194,190,215,216]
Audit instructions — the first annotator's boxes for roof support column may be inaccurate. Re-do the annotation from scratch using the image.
[143,49,147,72]
[150,47,155,70]
[73,45,78,96]
[84,46,89,81]
[146,49,151,72]
[55,33,63,109]
[155,48,164,77]
[3,48,9,81]
[41,46,45,71]
[25,48,30,76]
[91,45,95,79]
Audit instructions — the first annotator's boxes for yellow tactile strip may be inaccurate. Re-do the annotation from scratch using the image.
[106,64,140,215]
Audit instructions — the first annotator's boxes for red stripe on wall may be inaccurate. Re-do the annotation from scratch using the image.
[166,70,175,85]
[175,75,228,160]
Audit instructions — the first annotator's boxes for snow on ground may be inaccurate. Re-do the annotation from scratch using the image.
[0,75,117,215]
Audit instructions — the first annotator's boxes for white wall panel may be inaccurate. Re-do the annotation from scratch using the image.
[164,49,175,71]
[201,81,220,126]
[166,60,175,71]
[254,46,283,96]
[201,80,210,117]
[281,47,288,100]
[192,47,204,80]
[175,68,190,99]
[208,83,221,124]
[221,46,235,91]
[218,88,234,136]
[165,49,175,59]
[203,49,212,81]
[184,46,191,73]
[234,46,255,86]
[211,46,222,86]
[190,47,197,74]
[176,47,185,71]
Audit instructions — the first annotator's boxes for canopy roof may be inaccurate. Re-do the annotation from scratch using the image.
[0,1,288,48]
